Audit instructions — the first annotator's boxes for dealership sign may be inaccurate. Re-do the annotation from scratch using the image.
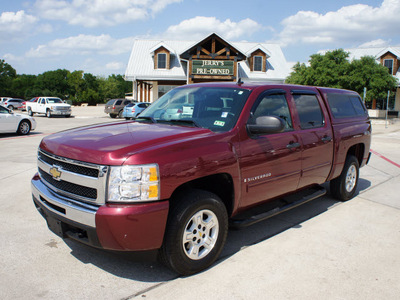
[192,60,234,76]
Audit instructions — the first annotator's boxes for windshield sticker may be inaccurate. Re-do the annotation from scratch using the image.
[221,112,228,118]
[214,120,225,127]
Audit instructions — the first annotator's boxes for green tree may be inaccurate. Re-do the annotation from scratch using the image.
[0,59,17,95]
[286,49,350,87]
[10,74,37,99]
[81,88,100,105]
[98,74,130,101]
[67,70,85,101]
[34,69,70,99]
[344,56,397,103]
[83,73,99,91]
[286,49,398,106]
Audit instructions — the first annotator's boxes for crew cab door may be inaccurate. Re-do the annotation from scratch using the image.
[37,98,47,113]
[239,89,302,208]
[291,90,334,188]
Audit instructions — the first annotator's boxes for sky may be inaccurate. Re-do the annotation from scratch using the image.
[1,0,400,77]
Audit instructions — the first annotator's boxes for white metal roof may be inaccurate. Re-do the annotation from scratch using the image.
[124,38,291,83]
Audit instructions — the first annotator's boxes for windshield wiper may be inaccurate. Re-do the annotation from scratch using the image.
[134,116,157,123]
[169,119,201,127]
[160,119,200,128]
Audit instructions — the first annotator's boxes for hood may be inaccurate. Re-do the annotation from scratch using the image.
[50,103,70,107]
[39,121,211,165]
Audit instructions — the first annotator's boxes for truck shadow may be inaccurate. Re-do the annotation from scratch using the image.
[64,180,371,282]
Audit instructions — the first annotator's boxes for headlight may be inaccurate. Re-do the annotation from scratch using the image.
[107,164,160,202]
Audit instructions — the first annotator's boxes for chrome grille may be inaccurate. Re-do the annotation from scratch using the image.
[37,149,108,205]
[39,168,97,199]
[38,151,99,177]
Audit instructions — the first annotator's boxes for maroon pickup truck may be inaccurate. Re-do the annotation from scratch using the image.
[32,82,371,275]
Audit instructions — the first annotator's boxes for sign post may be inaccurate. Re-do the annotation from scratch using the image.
[385,90,390,129]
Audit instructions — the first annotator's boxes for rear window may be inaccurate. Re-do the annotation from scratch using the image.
[326,93,367,118]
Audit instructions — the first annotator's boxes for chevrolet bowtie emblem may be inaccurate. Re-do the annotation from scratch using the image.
[49,166,62,180]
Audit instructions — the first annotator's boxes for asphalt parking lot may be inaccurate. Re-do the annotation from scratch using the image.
[1,106,399,299]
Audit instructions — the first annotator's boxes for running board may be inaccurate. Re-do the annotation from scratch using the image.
[229,186,327,229]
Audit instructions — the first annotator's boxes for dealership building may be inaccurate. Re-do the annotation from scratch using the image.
[124,33,291,102]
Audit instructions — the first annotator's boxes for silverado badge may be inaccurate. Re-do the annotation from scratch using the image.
[49,166,62,181]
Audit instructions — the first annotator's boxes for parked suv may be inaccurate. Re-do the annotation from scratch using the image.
[3,98,25,110]
[104,98,132,118]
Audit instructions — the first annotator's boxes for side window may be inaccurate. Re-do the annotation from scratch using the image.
[326,94,366,118]
[293,94,324,129]
[115,100,122,105]
[252,93,293,131]
[350,96,367,115]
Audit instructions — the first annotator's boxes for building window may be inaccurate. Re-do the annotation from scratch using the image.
[254,56,263,72]
[384,59,393,75]
[158,85,176,99]
[157,53,167,69]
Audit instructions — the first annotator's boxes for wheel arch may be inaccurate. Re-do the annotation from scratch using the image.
[169,173,235,217]
[346,143,365,166]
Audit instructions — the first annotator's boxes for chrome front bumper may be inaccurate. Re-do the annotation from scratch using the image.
[31,177,97,228]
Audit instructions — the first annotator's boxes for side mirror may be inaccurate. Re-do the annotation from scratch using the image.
[247,116,285,135]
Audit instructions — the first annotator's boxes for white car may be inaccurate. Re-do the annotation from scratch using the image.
[0,105,36,135]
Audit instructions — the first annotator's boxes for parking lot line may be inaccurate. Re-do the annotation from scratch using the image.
[370,149,400,168]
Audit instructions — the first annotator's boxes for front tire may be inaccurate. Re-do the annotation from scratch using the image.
[159,190,228,276]
[17,120,31,135]
[330,155,359,201]
[46,109,52,118]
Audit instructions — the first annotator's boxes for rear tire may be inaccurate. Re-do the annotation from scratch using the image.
[109,113,117,118]
[330,155,359,201]
[28,109,33,116]
[159,189,228,276]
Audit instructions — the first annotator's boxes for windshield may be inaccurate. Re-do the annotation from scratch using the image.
[48,98,63,104]
[138,86,251,132]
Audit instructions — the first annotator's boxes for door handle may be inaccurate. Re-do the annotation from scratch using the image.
[286,142,300,149]
[321,135,332,142]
